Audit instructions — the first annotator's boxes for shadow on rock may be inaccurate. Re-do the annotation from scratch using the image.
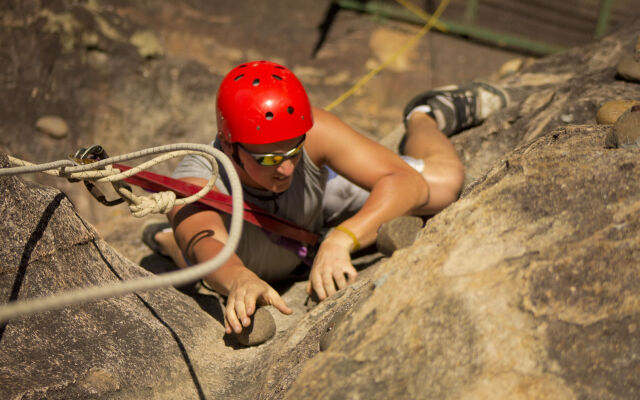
[139,253,226,326]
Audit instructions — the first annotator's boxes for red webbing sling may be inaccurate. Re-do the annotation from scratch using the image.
[114,163,320,246]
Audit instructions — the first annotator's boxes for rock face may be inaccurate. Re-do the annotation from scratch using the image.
[0,152,222,399]
[0,152,374,399]
[286,125,640,399]
[1,2,640,400]
[284,23,640,400]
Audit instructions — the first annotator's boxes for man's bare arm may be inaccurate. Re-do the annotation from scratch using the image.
[167,177,291,334]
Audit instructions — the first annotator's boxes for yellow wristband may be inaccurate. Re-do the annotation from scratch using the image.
[335,225,360,252]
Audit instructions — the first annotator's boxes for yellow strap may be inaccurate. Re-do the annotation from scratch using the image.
[324,0,451,111]
[335,225,361,252]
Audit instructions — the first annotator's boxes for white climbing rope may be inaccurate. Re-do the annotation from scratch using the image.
[4,146,221,217]
[0,143,244,324]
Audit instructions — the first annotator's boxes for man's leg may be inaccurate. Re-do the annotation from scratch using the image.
[401,81,509,214]
[403,112,465,215]
[144,225,190,269]
[159,232,188,268]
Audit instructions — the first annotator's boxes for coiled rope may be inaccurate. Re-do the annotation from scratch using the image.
[0,143,243,323]
[3,146,220,217]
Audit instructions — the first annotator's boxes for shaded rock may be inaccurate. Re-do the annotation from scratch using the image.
[255,280,374,400]
[596,99,640,124]
[318,310,347,351]
[35,115,69,138]
[607,104,640,148]
[616,53,640,82]
[234,306,276,346]
[0,149,378,399]
[3,2,640,400]
[616,35,640,82]
[0,152,227,399]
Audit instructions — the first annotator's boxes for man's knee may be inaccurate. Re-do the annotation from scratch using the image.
[418,159,465,214]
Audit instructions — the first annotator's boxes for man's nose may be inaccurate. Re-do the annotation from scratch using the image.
[276,158,296,176]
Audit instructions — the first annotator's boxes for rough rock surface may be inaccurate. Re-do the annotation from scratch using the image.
[2,1,640,399]
[0,152,220,399]
[0,151,374,399]
[287,124,640,399]
[285,23,640,400]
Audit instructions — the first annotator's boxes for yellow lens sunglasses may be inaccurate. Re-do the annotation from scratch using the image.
[238,135,306,166]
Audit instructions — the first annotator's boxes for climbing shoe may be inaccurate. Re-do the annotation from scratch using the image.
[141,221,171,255]
[403,81,510,136]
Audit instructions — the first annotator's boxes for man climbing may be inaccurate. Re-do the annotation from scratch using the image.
[143,60,508,335]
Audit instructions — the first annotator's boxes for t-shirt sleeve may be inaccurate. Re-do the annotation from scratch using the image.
[171,154,214,180]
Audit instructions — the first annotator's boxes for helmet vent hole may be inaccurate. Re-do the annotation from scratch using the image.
[265,112,274,120]
[275,66,285,69]
[252,78,260,86]
[272,74,282,80]
[287,106,294,114]
[234,74,244,81]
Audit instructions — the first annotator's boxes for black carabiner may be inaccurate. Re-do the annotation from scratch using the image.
[68,144,132,206]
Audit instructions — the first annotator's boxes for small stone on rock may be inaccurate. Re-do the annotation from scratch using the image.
[35,115,69,138]
[610,105,640,149]
[596,100,640,125]
[376,216,424,257]
[234,307,276,346]
[130,30,164,59]
[616,54,640,83]
[87,49,109,67]
[560,113,573,123]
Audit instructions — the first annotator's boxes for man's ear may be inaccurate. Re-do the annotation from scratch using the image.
[218,133,244,168]
[218,133,232,153]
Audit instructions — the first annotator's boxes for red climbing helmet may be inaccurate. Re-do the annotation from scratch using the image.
[216,60,313,144]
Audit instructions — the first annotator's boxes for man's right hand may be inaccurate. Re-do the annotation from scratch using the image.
[222,271,292,334]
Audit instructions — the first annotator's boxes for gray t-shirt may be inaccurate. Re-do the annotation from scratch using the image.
[172,141,328,282]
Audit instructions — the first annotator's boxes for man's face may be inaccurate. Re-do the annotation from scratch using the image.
[227,135,305,193]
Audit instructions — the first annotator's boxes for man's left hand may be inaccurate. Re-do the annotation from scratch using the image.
[306,239,357,300]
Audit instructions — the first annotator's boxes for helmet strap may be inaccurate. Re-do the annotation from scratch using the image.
[231,142,245,170]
